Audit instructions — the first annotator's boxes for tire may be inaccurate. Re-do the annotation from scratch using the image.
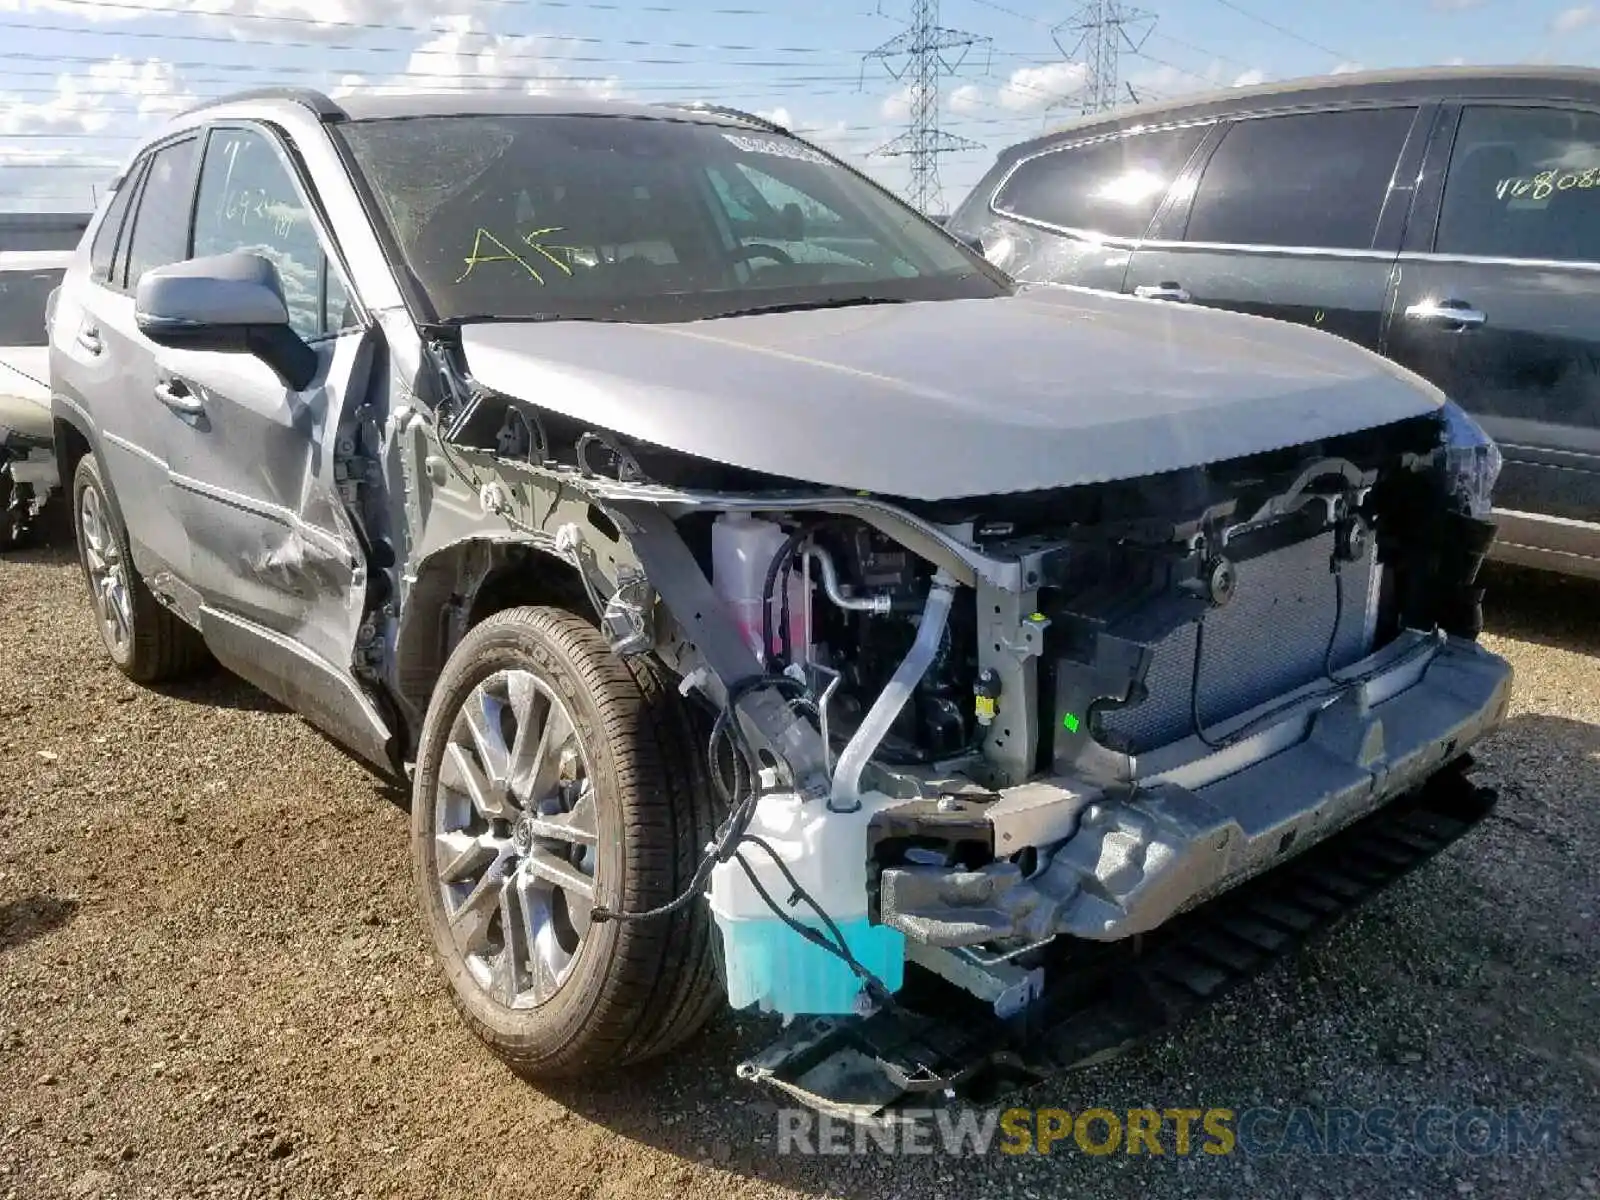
[412,605,723,1078]
[0,463,23,551]
[71,453,207,683]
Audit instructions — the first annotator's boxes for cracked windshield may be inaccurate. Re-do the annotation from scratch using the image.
[338,114,1005,322]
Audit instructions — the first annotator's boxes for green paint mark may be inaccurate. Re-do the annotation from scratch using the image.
[1062,712,1081,734]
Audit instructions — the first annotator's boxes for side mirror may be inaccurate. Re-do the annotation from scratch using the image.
[135,252,317,392]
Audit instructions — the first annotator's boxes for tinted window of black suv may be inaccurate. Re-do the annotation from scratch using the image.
[1183,107,1417,249]
[1436,105,1600,263]
[992,124,1209,239]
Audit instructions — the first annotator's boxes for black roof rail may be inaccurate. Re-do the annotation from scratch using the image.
[174,87,348,123]
[651,101,788,133]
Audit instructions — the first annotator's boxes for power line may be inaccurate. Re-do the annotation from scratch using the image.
[0,13,878,60]
[864,0,992,213]
[1204,0,1351,62]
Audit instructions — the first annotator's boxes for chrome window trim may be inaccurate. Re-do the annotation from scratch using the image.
[1133,238,1397,261]
[1399,249,1600,270]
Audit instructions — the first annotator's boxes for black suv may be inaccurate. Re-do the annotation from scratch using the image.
[948,66,1600,581]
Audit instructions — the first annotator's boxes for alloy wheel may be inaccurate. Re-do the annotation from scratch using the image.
[433,669,599,1010]
[78,482,133,656]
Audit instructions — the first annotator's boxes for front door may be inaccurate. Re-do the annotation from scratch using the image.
[1387,103,1600,558]
[1125,105,1430,353]
[157,124,388,765]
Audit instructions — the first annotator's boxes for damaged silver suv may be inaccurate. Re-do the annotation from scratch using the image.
[48,89,1513,1110]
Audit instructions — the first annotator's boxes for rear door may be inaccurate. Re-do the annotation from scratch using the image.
[53,136,200,595]
[1387,101,1600,561]
[1125,104,1431,352]
[158,122,385,764]
[964,122,1215,293]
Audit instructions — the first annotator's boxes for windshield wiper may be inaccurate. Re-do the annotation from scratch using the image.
[443,313,625,326]
[707,295,912,319]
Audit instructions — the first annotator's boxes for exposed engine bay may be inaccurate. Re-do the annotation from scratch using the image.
[416,337,1513,1056]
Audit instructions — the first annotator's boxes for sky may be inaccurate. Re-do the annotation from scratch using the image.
[0,0,1596,214]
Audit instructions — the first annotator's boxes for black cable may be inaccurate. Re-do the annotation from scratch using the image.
[1188,613,1225,751]
[732,838,899,1009]
[590,672,816,925]
[1323,566,1347,683]
[761,525,812,670]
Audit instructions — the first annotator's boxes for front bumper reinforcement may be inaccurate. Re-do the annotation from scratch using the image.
[737,760,1499,1118]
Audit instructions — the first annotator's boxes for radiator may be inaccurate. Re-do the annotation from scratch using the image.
[1097,530,1381,755]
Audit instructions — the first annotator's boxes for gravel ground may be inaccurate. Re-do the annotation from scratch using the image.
[1,543,1596,1200]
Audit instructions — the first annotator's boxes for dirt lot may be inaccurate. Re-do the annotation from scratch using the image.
[1,542,1596,1200]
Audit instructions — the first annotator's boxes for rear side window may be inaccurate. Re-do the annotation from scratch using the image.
[992,124,1210,239]
[89,162,143,286]
[1184,107,1417,250]
[121,136,198,292]
[1436,105,1600,264]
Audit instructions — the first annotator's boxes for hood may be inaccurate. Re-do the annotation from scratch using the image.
[459,284,1444,502]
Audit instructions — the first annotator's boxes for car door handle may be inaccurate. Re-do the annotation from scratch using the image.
[1133,282,1192,303]
[76,326,102,355]
[1404,299,1487,329]
[153,379,204,417]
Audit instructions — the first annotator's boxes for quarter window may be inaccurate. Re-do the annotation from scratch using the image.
[89,160,143,286]
[191,127,356,340]
[1183,107,1417,250]
[1436,105,1600,264]
[121,137,198,292]
[992,125,1210,239]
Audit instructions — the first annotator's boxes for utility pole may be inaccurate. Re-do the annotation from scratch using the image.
[1050,0,1155,116]
[863,0,991,216]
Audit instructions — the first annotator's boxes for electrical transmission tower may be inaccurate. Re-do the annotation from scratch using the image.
[863,0,991,216]
[1051,0,1155,116]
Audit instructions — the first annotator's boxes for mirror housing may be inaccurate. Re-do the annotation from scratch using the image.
[135,252,317,392]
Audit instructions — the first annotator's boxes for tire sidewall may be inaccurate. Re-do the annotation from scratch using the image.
[411,611,633,1062]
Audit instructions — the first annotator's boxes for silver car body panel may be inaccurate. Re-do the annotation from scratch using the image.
[461,284,1447,501]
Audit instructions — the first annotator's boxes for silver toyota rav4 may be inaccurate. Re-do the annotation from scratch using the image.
[48,88,1513,1112]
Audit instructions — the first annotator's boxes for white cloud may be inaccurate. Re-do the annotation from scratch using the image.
[0,55,193,138]
[947,83,985,115]
[333,17,621,99]
[1232,68,1268,87]
[880,84,916,121]
[997,61,1087,111]
[0,0,481,43]
[1553,6,1597,33]
[1431,0,1485,9]
[1330,61,1365,75]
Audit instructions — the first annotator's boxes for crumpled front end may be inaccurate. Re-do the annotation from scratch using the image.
[427,338,1511,1107]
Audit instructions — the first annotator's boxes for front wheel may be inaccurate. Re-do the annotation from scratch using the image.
[411,606,722,1077]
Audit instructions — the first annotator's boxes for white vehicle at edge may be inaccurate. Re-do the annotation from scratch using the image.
[0,248,70,548]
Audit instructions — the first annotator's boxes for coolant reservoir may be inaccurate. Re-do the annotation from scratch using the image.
[711,515,808,664]
[707,790,907,1017]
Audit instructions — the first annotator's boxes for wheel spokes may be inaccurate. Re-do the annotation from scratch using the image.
[433,666,597,1010]
[440,741,514,823]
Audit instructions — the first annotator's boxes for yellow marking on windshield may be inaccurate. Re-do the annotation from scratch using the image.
[457,228,545,285]
[521,227,576,277]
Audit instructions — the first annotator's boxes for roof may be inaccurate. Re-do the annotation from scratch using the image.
[1009,64,1600,157]
[179,87,772,130]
